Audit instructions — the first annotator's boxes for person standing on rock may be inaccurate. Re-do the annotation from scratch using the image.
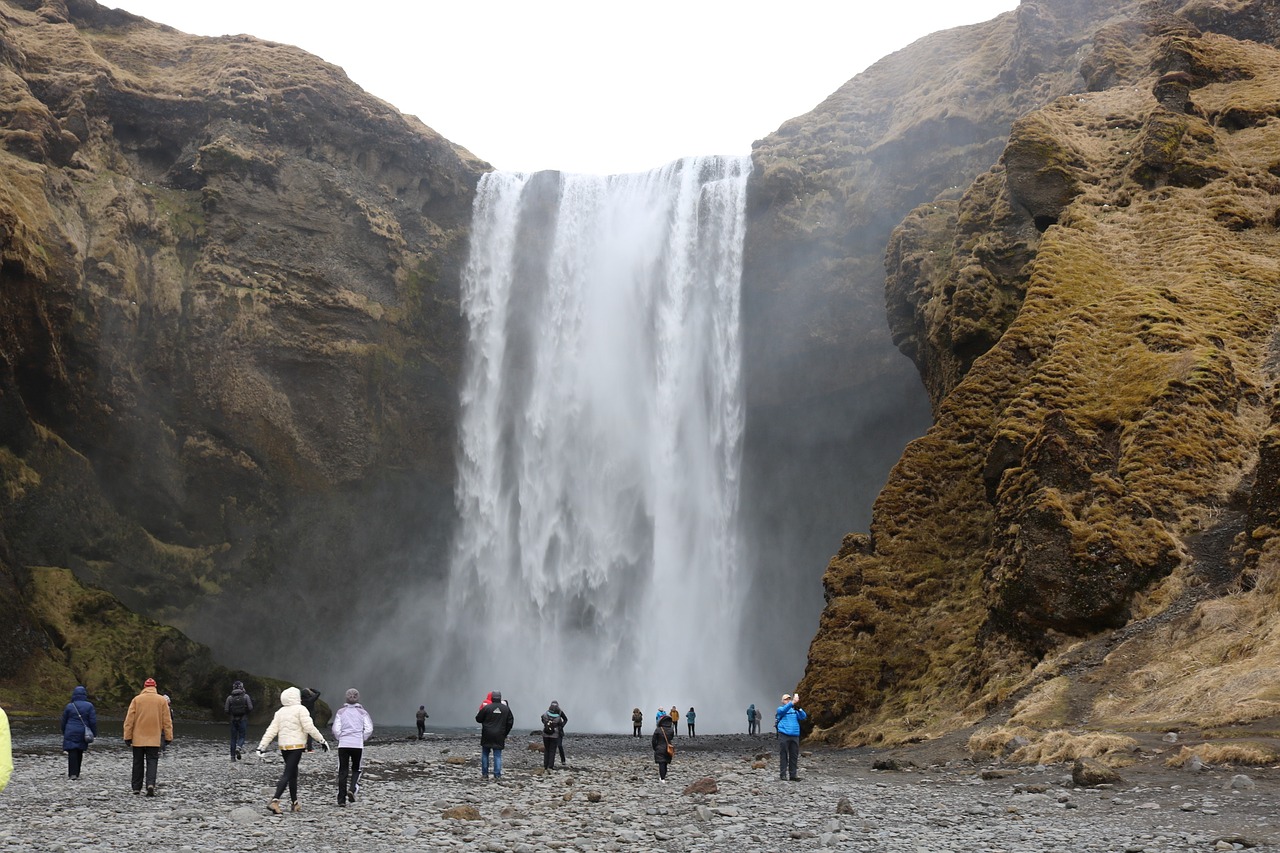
[332,688,373,806]
[60,685,97,780]
[122,677,173,796]
[415,705,429,740]
[686,707,696,737]
[631,707,643,737]
[651,709,676,783]
[775,692,807,782]
[475,690,514,781]
[747,703,758,735]
[539,701,565,771]
[224,680,253,761]
[256,686,330,814]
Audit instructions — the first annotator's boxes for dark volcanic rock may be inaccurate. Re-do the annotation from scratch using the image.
[0,0,486,713]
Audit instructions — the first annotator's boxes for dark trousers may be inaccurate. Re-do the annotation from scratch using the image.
[67,748,84,778]
[688,723,695,737]
[542,737,557,769]
[337,747,363,803]
[416,719,426,739]
[632,723,641,736]
[229,716,247,758]
[749,719,758,735]
[557,735,566,764]
[778,734,800,779]
[273,748,304,801]
[656,757,669,779]
[130,746,159,791]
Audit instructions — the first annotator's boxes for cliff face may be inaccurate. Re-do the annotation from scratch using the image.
[797,0,1280,745]
[0,0,485,713]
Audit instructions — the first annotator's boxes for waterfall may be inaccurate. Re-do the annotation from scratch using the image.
[435,156,751,731]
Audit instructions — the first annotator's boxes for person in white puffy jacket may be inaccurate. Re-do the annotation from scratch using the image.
[331,688,373,806]
[256,686,329,814]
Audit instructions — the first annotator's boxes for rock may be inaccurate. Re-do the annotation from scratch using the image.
[871,758,901,771]
[587,791,603,803]
[981,768,1019,780]
[446,756,469,765]
[1072,758,1122,787]
[682,777,719,795]
[1162,732,1179,743]
[836,797,855,815]
[442,805,482,821]
[694,805,713,821]
[229,806,258,824]
[1227,774,1255,790]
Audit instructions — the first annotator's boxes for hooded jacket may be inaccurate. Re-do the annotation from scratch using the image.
[0,706,11,792]
[224,682,253,719]
[651,714,675,762]
[474,691,514,748]
[540,701,566,739]
[257,687,327,752]
[332,702,374,749]
[123,685,174,748]
[61,686,97,751]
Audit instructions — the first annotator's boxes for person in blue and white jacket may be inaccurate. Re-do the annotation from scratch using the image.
[332,688,373,806]
[775,692,808,782]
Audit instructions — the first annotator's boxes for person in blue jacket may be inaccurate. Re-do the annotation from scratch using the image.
[60,686,97,780]
[775,692,807,782]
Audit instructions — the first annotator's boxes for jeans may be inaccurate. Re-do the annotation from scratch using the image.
[130,746,160,791]
[778,734,800,779]
[229,716,247,758]
[481,745,503,778]
[273,748,304,801]
[542,737,557,770]
[749,718,758,735]
[337,747,363,803]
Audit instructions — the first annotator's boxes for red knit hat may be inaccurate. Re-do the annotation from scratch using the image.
[144,677,156,687]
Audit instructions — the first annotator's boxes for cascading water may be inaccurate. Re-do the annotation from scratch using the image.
[433,156,752,731]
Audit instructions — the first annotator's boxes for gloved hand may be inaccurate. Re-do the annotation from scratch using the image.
[320,741,330,753]
[124,740,132,747]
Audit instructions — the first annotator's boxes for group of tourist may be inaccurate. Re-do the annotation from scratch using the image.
[17,680,809,809]
[630,704,697,737]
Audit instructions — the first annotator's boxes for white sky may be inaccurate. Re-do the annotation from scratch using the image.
[106,1,1020,175]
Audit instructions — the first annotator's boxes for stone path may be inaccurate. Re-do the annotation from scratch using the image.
[3,730,1278,851]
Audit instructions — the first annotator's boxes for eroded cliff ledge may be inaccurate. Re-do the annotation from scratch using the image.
[801,0,1280,749]
[0,0,486,713]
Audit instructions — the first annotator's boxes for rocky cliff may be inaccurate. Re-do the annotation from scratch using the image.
[792,0,1280,748]
[0,0,485,714]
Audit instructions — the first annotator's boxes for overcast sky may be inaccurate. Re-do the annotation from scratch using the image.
[107,1,1020,175]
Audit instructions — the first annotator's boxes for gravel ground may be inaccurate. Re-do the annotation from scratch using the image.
[3,725,1279,852]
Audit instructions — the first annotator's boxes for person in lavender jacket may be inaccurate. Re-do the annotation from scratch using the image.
[332,688,373,806]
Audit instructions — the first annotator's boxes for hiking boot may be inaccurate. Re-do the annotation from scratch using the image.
[145,786,155,797]
[267,798,281,815]
[347,788,356,803]
[291,800,301,813]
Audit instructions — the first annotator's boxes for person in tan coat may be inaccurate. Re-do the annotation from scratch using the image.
[122,677,173,796]
[256,686,329,814]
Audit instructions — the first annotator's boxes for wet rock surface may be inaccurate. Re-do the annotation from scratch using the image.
[4,730,1278,851]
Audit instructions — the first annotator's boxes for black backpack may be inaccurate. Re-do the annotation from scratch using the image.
[228,693,249,717]
[542,713,559,737]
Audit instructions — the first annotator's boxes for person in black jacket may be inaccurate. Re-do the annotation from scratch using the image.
[651,711,676,782]
[474,691,514,781]
[539,701,566,771]
[224,681,254,761]
[300,688,320,751]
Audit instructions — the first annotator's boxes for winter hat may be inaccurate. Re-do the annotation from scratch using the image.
[232,680,244,690]
[144,677,156,687]
[345,688,360,704]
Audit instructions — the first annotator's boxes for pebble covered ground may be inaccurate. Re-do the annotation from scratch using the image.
[3,725,1279,852]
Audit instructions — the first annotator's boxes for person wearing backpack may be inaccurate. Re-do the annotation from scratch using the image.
[631,707,643,737]
[668,706,679,737]
[60,685,97,779]
[224,680,254,761]
[539,701,565,771]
